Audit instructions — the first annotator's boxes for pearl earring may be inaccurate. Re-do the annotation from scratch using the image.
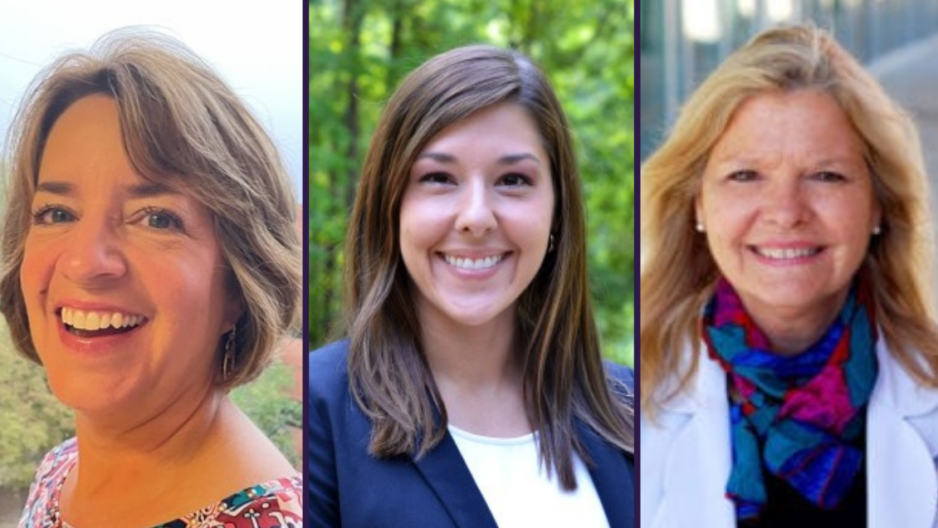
[695,222,705,233]
[873,225,881,235]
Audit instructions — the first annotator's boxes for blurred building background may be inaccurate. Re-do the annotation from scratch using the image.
[639,0,938,159]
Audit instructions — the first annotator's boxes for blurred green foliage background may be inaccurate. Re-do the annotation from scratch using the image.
[310,0,636,364]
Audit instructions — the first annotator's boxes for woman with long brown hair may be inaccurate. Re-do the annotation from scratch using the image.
[309,45,634,527]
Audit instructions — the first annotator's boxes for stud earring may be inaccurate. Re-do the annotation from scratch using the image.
[695,222,705,233]
[222,326,236,381]
[873,225,882,235]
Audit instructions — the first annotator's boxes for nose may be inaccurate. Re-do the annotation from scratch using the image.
[454,178,497,237]
[60,215,128,285]
[762,177,811,229]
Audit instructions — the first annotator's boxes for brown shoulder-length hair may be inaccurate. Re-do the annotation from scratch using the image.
[0,29,302,390]
[641,24,938,416]
[343,44,633,490]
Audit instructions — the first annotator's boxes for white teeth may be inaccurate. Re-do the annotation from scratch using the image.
[757,247,819,260]
[60,307,144,331]
[444,254,505,270]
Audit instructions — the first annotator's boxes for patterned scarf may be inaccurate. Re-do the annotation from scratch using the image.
[702,277,878,520]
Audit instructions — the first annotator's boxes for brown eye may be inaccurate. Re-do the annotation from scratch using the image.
[498,173,532,187]
[419,172,453,185]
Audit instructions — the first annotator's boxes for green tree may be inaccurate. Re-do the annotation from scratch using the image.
[310,0,635,364]
[0,322,73,489]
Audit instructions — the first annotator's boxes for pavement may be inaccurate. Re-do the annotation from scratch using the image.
[870,35,938,295]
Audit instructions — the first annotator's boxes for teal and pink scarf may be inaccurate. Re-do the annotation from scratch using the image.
[702,277,878,520]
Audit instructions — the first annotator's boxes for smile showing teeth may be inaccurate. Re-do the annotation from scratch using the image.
[443,253,505,271]
[755,247,820,260]
[60,307,145,331]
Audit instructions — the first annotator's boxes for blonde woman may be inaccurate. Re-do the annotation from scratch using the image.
[641,25,938,528]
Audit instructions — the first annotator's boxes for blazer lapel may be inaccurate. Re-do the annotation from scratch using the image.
[579,420,635,528]
[867,342,938,528]
[412,433,499,528]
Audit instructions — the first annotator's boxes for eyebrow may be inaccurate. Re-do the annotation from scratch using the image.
[417,151,541,165]
[127,182,180,198]
[35,180,180,197]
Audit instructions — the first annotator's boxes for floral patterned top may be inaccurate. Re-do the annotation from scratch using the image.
[18,438,303,528]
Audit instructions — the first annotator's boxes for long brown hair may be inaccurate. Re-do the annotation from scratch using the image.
[641,24,938,416]
[342,44,633,490]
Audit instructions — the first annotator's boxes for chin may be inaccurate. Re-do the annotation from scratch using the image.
[47,372,135,415]
[441,303,505,328]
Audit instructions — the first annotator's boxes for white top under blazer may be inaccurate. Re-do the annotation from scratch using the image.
[450,425,611,528]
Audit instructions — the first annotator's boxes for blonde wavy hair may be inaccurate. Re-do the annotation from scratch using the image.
[641,24,938,415]
[0,29,301,389]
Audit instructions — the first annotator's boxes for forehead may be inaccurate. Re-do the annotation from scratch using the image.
[37,94,184,193]
[419,102,548,159]
[709,89,866,164]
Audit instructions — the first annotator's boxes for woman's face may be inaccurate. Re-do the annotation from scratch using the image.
[696,89,879,343]
[399,102,555,331]
[20,95,239,421]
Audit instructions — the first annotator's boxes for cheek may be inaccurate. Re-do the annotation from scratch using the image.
[703,194,752,241]
[20,240,57,307]
[399,199,449,258]
[505,207,551,251]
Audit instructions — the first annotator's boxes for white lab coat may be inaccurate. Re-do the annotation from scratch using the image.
[641,339,938,528]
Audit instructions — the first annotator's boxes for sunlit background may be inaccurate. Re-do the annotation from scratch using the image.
[0,0,303,198]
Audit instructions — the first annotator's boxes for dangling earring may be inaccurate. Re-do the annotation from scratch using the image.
[548,233,556,252]
[222,326,236,381]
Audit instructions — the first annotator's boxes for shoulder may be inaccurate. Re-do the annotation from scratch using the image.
[309,339,350,370]
[19,438,78,528]
[604,360,635,405]
[176,476,303,527]
[604,361,634,390]
[309,339,351,402]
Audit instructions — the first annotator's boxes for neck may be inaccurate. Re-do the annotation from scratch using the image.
[417,301,529,437]
[746,290,850,357]
[420,307,518,389]
[69,384,228,496]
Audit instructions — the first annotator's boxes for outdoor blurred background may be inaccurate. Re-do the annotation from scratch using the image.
[640,0,938,159]
[0,3,302,523]
[310,0,637,366]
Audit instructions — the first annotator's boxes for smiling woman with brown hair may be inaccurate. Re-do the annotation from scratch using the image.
[0,29,302,527]
[309,45,634,528]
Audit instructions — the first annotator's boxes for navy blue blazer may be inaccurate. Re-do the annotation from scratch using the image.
[308,340,635,527]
